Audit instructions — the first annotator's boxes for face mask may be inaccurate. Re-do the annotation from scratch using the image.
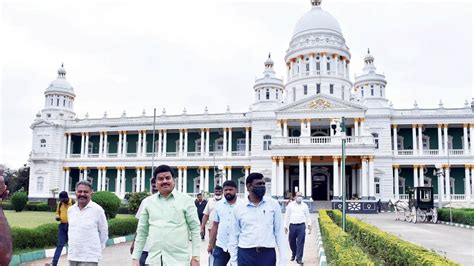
[225,193,236,201]
[215,195,222,200]
[252,186,266,199]
[295,196,303,203]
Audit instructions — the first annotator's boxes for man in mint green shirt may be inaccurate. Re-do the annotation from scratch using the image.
[132,165,201,266]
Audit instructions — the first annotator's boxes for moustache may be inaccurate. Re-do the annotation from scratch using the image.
[78,196,87,199]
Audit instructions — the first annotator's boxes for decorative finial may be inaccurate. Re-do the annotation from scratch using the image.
[142,109,146,116]
[439,99,444,108]
[367,48,370,54]
[311,0,322,7]
[103,111,107,118]
[268,53,271,59]
[226,105,231,113]
[85,112,89,119]
[182,107,187,115]
[413,100,418,108]
[249,105,253,111]
[162,108,166,115]
[389,101,393,108]
[122,110,126,117]
[204,106,208,114]
[464,99,469,107]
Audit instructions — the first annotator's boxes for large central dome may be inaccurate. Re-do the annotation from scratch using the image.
[292,6,342,38]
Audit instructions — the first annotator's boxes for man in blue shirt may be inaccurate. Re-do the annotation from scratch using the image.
[207,180,240,266]
[229,173,287,266]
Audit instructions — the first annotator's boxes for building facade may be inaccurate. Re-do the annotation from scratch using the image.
[29,0,474,209]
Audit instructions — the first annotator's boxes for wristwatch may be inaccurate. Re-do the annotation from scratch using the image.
[192,256,200,262]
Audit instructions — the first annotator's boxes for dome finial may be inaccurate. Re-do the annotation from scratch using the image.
[57,63,67,78]
[367,48,370,54]
[311,0,322,7]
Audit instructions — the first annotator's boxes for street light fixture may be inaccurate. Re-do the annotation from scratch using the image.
[331,117,347,231]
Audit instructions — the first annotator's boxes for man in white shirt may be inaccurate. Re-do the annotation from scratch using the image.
[67,180,108,266]
[200,186,223,238]
[284,191,311,265]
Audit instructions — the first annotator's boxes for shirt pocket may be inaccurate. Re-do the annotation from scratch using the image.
[263,209,275,227]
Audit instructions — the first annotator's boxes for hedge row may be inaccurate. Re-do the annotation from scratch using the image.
[11,217,138,250]
[438,208,474,226]
[328,210,458,265]
[2,202,53,212]
[318,210,373,265]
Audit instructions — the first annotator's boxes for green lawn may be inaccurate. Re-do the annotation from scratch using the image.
[4,210,134,228]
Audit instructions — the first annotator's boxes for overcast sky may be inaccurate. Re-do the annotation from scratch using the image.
[0,0,472,168]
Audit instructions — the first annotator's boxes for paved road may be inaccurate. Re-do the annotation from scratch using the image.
[350,213,474,265]
[24,216,318,266]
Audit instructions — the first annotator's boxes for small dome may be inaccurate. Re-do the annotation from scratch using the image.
[45,64,75,94]
[364,49,374,63]
[292,6,342,38]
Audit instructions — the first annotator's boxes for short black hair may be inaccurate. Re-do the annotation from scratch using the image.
[214,185,223,191]
[246,172,264,185]
[197,193,202,196]
[222,180,237,189]
[153,164,175,178]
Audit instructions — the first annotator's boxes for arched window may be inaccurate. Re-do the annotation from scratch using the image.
[37,176,44,192]
[263,135,272,151]
[40,139,47,148]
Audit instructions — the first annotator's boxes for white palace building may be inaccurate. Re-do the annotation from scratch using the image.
[28,0,474,211]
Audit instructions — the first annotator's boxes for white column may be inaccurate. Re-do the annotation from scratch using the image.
[116,167,121,195]
[394,166,400,200]
[463,124,469,154]
[182,167,188,193]
[66,133,72,158]
[359,118,365,136]
[307,119,312,137]
[206,129,210,156]
[121,167,126,197]
[97,168,102,191]
[123,131,127,157]
[102,168,107,191]
[98,132,103,158]
[142,131,146,156]
[283,120,288,138]
[437,124,443,154]
[85,133,90,156]
[438,166,444,202]
[80,133,85,157]
[357,167,362,197]
[136,167,141,192]
[470,124,474,155]
[278,120,283,137]
[471,167,474,200]
[64,168,70,191]
[393,125,398,154]
[346,60,350,79]
[244,166,250,197]
[137,131,142,156]
[184,129,188,157]
[334,55,339,75]
[200,129,205,156]
[419,165,425,187]
[228,128,232,156]
[178,167,183,192]
[361,157,368,198]
[300,119,305,137]
[245,127,250,156]
[118,131,123,157]
[271,157,277,196]
[368,157,375,198]
[223,128,227,156]
[418,124,423,155]
[162,130,167,157]
[443,124,448,155]
[199,167,205,193]
[464,165,471,201]
[413,165,419,187]
[179,129,183,157]
[445,166,451,200]
[305,157,312,198]
[333,156,340,198]
[285,167,290,195]
[351,166,356,197]
[299,156,305,194]
[228,166,232,182]
[354,118,359,137]
[412,124,417,154]
[278,157,284,197]
[158,130,163,156]
[205,167,210,193]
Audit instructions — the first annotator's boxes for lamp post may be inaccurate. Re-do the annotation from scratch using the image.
[340,117,347,232]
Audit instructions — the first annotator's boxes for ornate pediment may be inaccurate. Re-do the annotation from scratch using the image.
[277,94,366,113]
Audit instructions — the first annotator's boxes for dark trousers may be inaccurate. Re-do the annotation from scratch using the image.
[52,223,68,266]
[237,247,276,266]
[139,251,148,266]
[289,223,306,261]
[213,246,230,266]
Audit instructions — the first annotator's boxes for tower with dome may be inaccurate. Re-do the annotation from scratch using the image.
[28,0,474,211]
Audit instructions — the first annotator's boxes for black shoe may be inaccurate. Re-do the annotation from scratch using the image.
[296,259,303,265]
[290,255,295,261]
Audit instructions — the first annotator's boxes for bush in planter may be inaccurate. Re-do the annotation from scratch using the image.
[25,202,50,211]
[11,223,58,250]
[127,191,150,215]
[438,208,474,226]
[92,191,121,219]
[10,192,28,212]
[108,217,138,237]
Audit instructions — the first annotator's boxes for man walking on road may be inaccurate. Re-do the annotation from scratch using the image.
[284,191,311,265]
[67,180,108,266]
[195,193,208,239]
[201,186,222,240]
[207,180,240,266]
[229,173,287,266]
[132,164,201,266]
[50,191,73,266]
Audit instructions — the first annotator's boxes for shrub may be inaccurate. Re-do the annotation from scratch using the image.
[127,192,150,214]
[92,191,121,219]
[108,217,138,237]
[25,202,51,212]
[11,223,58,250]
[438,208,474,226]
[118,204,130,214]
[329,210,458,265]
[319,210,373,265]
[10,192,28,212]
